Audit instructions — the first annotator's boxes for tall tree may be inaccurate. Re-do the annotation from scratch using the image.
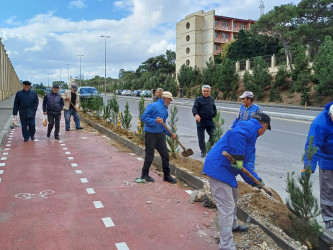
[216,58,239,100]
[252,4,298,71]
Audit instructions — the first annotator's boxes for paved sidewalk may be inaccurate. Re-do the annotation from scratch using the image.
[0,95,15,148]
[0,104,217,250]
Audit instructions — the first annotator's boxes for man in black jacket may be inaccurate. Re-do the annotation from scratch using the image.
[13,81,39,142]
[43,84,64,140]
[192,85,217,157]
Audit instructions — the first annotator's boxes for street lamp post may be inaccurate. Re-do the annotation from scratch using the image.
[101,35,110,95]
[77,55,84,87]
[66,64,71,87]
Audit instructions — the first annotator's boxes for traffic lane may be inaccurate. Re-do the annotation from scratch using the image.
[0,110,217,250]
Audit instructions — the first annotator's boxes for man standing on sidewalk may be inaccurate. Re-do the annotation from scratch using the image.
[13,81,39,142]
[152,88,163,102]
[192,85,217,157]
[43,84,64,140]
[302,102,333,232]
[140,91,177,184]
[203,113,271,250]
[62,85,83,131]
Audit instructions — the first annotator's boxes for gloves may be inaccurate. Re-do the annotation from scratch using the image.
[231,160,243,171]
[301,169,313,180]
[252,179,264,189]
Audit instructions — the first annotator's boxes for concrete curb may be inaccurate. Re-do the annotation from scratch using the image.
[83,116,311,250]
[0,115,12,149]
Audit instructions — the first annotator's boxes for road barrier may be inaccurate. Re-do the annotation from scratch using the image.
[0,38,21,101]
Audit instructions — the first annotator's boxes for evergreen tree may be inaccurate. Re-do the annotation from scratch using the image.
[137,96,146,142]
[108,95,120,125]
[121,101,132,129]
[286,136,322,249]
[313,36,333,96]
[216,58,239,100]
[206,111,225,152]
[166,106,179,158]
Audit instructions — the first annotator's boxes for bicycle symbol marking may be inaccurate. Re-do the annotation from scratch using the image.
[15,190,55,200]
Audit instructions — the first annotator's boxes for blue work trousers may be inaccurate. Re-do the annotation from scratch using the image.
[20,116,36,140]
[64,107,80,130]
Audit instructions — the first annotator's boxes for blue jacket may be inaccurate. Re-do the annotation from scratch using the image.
[203,118,262,187]
[43,92,64,115]
[13,89,39,118]
[192,96,217,122]
[141,99,171,136]
[231,103,262,128]
[304,101,333,172]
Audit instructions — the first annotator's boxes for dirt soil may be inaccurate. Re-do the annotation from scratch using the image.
[81,115,306,249]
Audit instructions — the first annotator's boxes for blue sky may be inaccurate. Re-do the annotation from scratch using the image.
[0,0,301,86]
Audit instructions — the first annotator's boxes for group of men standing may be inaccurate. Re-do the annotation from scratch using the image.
[13,82,83,141]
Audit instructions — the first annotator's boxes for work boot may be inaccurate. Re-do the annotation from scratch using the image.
[163,175,177,184]
[76,127,84,130]
[47,133,50,138]
[233,225,249,232]
[141,175,154,182]
[31,136,35,141]
[201,152,206,157]
[55,136,60,140]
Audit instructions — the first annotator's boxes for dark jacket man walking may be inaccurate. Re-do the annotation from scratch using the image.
[192,85,217,157]
[43,84,64,140]
[13,81,39,142]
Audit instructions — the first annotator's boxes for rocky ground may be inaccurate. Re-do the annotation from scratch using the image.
[82,115,308,249]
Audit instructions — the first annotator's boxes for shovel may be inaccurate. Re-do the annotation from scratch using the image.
[162,122,193,157]
[222,151,273,196]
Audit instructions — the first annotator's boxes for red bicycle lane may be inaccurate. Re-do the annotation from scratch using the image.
[0,109,217,250]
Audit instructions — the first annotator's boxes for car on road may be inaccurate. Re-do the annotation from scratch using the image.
[131,90,141,97]
[116,89,122,95]
[121,89,132,96]
[77,86,103,104]
[140,90,152,98]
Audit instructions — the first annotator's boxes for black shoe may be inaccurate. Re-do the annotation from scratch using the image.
[201,152,206,157]
[163,175,177,184]
[55,136,60,140]
[31,136,35,141]
[76,127,83,130]
[66,129,70,131]
[140,175,154,182]
[47,133,50,138]
[24,138,29,142]
[233,225,249,232]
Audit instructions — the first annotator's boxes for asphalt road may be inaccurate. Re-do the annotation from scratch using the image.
[103,95,321,213]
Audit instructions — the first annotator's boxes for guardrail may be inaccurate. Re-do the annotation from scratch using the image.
[0,38,21,101]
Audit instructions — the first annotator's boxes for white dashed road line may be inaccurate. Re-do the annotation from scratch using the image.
[75,170,83,174]
[93,201,104,208]
[65,152,71,155]
[71,163,78,167]
[0,163,5,167]
[80,178,88,183]
[115,242,130,250]
[86,188,95,194]
[102,217,115,227]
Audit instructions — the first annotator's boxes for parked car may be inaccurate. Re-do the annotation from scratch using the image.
[77,86,103,104]
[131,90,142,97]
[121,89,132,96]
[140,90,152,98]
[116,89,122,95]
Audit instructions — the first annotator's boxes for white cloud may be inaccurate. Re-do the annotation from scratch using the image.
[68,0,88,9]
[5,16,21,26]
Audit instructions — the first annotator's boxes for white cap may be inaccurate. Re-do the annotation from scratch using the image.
[239,91,254,99]
[162,91,174,101]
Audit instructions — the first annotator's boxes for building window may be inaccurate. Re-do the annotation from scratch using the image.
[222,21,228,27]
[186,22,190,29]
[215,20,219,26]
[222,33,229,39]
[186,60,190,66]
[214,44,218,51]
[186,47,190,54]
[186,35,190,41]
[233,22,237,29]
[240,23,246,30]
[215,32,218,38]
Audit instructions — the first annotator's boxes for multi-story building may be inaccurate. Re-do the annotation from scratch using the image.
[176,10,255,76]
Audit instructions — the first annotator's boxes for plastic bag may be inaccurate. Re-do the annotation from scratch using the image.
[10,116,21,129]
[42,115,47,127]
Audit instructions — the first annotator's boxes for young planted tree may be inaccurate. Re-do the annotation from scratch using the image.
[137,96,146,142]
[166,106,179,158]
[108,95,119,125]
[206,111,225,153]
[286,136,322,249]
[121,101,132,129]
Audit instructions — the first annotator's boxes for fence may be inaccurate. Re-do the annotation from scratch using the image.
[0,38,21,101]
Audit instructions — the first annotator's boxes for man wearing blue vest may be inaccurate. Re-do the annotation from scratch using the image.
[203,113,271,250]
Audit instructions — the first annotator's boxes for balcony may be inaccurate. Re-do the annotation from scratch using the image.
[214,50,222,55]
[214,37,229,43]
[215,25,230,31]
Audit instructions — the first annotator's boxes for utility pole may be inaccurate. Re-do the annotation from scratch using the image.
[101,35,110,95]
[66,64,71,87]
[259,0,265,16]
[77,55,84,87]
